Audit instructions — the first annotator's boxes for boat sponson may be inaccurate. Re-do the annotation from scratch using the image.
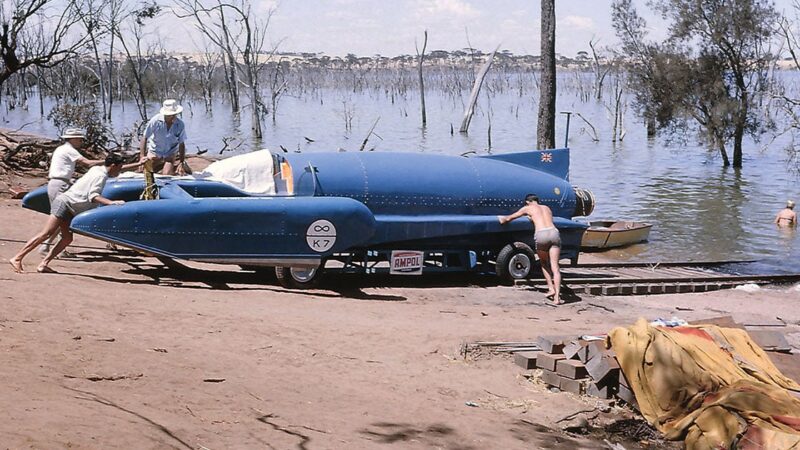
[69,196,376,263]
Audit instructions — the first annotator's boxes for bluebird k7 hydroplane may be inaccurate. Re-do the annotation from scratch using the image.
[23,148,594,288]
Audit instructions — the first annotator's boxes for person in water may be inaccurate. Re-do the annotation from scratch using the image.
[499,194,564,305]
[775,200,797,228]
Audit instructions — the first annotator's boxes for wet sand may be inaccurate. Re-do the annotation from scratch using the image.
[2,198,799,449]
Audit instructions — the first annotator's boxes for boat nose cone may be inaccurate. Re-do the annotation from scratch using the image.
[70,203,139,238]
[21,185,50,214]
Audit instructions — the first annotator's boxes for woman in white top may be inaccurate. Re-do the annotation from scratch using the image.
[40,128,103,255]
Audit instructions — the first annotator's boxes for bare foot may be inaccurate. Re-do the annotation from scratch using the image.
[545,290,556,300]
[551,298,565,306]
[9,259,23,273]
[36,265,57,274]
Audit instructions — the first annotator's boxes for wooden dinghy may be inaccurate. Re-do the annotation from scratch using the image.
[580,221,652,250]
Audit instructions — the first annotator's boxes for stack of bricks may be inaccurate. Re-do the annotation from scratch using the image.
[513,335,637,409]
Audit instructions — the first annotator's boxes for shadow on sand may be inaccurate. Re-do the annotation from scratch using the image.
[53,248,583,304]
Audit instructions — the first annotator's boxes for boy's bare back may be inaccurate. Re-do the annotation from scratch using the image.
[520,203,555,230]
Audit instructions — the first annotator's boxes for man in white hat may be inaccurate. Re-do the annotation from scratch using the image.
[775,200,797,228]
[138,99,189,175]
[39,128,104,255]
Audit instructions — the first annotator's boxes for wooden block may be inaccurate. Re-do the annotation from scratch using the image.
[514,351,539,369]
[602,285,620,295]
[583,340,608,363]
[617,383,638,409]
[536,353,567,372]
[585,354,620,382]
[587,382,616,399]
[647,284,663,294]
[557,359,589,379]
[688,316,742,328]
[559,377,589,395]
[536,335,569,354]
[562,340,588,360]
[540,369,561,388]
[765,352,800,385]
[633,284,649,295]
[748,330,792,353]
[587,365,621,398]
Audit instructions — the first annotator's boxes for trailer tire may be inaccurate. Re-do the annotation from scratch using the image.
[496,242,536,282]
[275,266,323,289]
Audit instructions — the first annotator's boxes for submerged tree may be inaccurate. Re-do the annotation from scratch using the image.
[612,0,778,167]
[176,0,275,139]
[416,30,427,127]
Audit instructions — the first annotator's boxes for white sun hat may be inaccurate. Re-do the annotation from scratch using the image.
[61,128,86,139]
[160,99,184,116]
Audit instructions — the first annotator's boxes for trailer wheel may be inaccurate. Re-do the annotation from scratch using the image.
[275,266,323,289]
[496,242,536,282]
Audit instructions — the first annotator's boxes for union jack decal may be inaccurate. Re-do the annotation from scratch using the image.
[540,152,553,163]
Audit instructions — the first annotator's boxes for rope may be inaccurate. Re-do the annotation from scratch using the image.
[139,159,159,200]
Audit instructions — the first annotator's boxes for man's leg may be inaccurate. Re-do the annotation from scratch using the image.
[10,216,64,273]
[549,245,562,304]
[161,154,177,175]
[40,181,69,255]
[37,221,73,272]
[537,248,556,299]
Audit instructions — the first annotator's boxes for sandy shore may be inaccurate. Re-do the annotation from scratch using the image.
[1,196,799,448]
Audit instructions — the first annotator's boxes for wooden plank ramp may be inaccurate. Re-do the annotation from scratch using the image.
[515,261,800,296]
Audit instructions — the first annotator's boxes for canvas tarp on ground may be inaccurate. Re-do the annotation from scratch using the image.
[608,319,800,449]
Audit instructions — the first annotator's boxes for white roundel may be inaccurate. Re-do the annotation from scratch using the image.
[306,219,336,252]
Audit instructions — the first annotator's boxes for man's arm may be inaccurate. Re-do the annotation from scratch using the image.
[121,159,147,172]
[139,136,148,161]
[92,196,124,206]
[176,142,187,175]
[139,119,154,161]
[77,157,104,167]
[499,207,527,225]
[176,123,188,175]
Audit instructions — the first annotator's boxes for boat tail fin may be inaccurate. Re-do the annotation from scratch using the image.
[478,148,570,180]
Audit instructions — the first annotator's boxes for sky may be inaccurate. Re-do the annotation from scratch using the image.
[154,0,798,58]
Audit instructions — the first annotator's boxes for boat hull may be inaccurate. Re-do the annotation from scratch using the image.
[70,196,377,267]
[581,221,652,250]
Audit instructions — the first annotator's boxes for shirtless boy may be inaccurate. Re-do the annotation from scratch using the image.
[775,200,797,228]
[499,194,564,304]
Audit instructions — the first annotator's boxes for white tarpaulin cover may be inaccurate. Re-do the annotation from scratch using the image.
[196,149,276,195]
[119,149,277,195]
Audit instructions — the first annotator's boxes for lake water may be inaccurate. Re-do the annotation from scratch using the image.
[3,71,799,272]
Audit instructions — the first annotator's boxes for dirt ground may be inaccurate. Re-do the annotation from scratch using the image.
[2,190,800,449]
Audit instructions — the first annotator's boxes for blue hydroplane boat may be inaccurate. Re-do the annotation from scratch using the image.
[22,148,594,288]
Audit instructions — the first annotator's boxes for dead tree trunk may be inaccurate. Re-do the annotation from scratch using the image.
[589,39,612,101]
[537,0,557,150]
[416,30,427,127]
[459,47,498,133]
